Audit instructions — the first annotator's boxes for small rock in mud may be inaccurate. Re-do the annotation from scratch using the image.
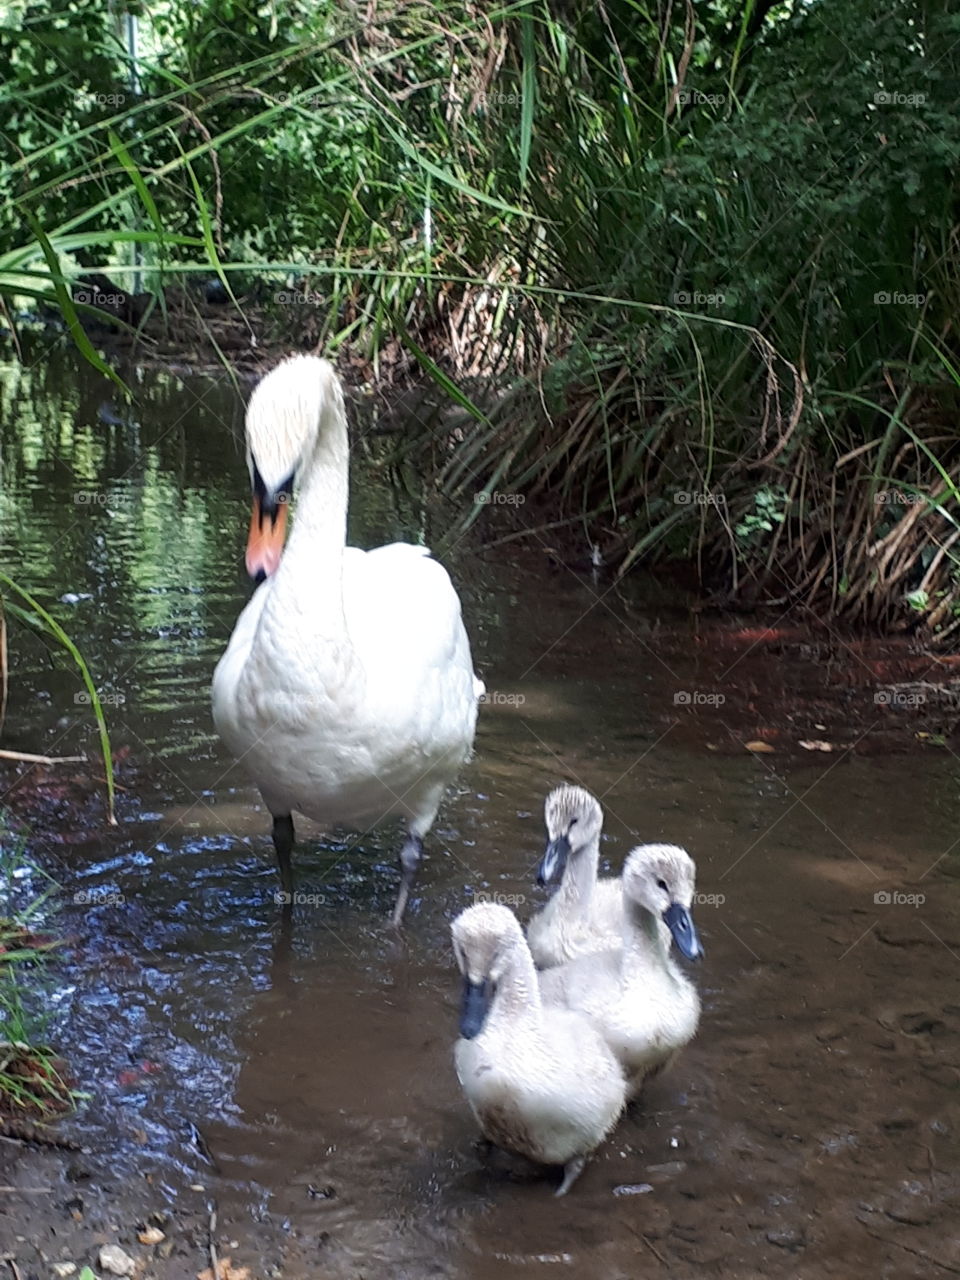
[815,1024,844,1043]
[613,1182,653,1196]
[99,1244,137,1276]
[766,1226,806,1251]
[645,1161,686,1177]
[881,1110,916,1132]
[306,1183,336,1199]
[52,1265,77,1278]
[138,1226,165,1245]
[899,1011,947,1036]
[883,1182,935,1226]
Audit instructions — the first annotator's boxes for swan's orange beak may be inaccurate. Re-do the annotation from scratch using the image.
[245,496,288,580]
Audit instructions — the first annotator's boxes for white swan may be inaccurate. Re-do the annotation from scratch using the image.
[539,844,702,1097]
[212,355,483,924]
[526,784,625,967]
[451,902,626,1196]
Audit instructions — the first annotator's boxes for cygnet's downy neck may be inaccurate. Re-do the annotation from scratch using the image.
[557,837,600,922]
[622,899,680,983]
[486,940,543,1034]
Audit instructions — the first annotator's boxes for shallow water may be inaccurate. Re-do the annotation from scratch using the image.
[1,348,959,1278]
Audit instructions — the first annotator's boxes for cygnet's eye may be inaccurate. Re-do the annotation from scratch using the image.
[569,817,578,828]
[657,878,668,893]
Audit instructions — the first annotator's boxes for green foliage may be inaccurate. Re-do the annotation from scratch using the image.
[735,486,788,547]
[0,0,958,628]
[1,574,116,822]
[0,816,71,1119]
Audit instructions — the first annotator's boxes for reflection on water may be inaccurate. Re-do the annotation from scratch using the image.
[1,348,959,1279]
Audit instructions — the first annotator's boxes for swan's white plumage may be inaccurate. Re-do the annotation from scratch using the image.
[212,355,481,872]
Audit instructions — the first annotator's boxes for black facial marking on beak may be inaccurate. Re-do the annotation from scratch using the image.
[253,465,295,525]
[459,978,490,1039]
[663,902,703,961]
[537,834,571,887]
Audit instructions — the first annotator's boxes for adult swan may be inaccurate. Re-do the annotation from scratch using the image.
[212,355,483,924]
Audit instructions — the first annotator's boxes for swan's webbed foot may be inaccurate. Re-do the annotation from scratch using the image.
[391,831,424,928]
[272,813,295,911]
[556,1155,586,1197]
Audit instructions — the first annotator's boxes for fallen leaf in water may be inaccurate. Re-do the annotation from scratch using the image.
[799,740,834,752]
[198,1260,250,1280]
[744,740,775,753]
[727,627,796,643]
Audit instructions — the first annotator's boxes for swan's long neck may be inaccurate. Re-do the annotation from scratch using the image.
[488,941,542,1033]
[264,385,350,637]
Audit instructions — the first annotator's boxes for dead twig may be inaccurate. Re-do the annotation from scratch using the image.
[0,750,86,764]
[207,1203,222,1280]
[622,1217,669,1264]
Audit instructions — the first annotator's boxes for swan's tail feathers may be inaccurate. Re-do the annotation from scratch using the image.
[473,674,486,701]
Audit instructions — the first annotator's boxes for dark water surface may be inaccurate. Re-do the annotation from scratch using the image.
[1,349,959,1278]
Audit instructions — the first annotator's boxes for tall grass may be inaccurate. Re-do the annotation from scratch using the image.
[0,816,72,1122]
[0,576,116,823]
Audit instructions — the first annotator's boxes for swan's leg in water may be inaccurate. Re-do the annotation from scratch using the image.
[556,1156,586,1197]
[272,813,295,906]
[391,830,424,927]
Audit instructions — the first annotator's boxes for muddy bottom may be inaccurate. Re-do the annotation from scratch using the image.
[2,354,960,1279]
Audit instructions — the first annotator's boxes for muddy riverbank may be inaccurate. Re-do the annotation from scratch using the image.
[1,351,959,1279]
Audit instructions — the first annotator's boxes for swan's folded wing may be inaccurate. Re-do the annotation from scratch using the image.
[344,542,477,683]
